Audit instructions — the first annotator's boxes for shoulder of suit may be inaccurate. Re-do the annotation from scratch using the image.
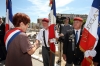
[40,29,44,31]
[37,29,43,34]
[61,24,64,26]
[68,24,72,27]
[70,25,72,27]
[66,28,74,34]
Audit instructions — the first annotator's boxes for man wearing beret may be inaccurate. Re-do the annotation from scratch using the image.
[63,17,84,66]
[34,18,59,66]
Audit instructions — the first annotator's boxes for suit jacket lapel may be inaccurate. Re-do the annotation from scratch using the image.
[73,30,76,45]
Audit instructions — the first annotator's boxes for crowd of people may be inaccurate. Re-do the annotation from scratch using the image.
[0,12,100,66]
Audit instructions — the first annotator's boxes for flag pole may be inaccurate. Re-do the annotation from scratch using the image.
[49,0,57,66]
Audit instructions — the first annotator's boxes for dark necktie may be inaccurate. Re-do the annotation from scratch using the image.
[43,30,49,51]
[75,31,78,44]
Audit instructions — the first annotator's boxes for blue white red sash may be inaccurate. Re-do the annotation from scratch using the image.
[4,28,22,50]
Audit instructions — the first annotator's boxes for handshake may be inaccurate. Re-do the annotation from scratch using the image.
[33,42,40,49]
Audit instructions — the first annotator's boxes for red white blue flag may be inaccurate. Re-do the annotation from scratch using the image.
[79,0,100,66]
[48,0,56,53]
[5,0,14,32]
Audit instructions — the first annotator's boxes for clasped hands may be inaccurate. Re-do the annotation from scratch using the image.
[33,43,40,49]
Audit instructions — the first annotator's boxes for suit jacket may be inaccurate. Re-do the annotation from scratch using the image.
[0,23,6,60]
[0,23,5,35]
[93,35,100,65]
[58,24,73,42]
[63,28,84,65]
[0,23,5,46]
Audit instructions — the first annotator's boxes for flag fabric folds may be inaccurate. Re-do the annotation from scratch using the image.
[79,0,100,66]
[48,0,56,54]
[5,0,13,32]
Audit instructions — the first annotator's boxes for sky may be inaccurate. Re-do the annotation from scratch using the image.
[0,0,93,23]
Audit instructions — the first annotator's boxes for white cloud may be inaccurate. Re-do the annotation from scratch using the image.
[56,0,74,8]
[17,0,74,18]
[16,0,91,22]
[67,6,91,14]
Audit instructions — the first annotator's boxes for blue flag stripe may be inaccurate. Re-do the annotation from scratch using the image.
[98,9,100,35]
[51,0,56,17]
[92,0,100,36]
[7,0,13,23]
[92,0,100,9]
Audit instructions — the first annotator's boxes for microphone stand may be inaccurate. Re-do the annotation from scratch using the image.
[58,23,62,66]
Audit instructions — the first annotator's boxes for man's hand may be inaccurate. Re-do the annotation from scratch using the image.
[59,33,64,37]
[27,40,40,55]
[62,54,67,61]
[34,43,40,49]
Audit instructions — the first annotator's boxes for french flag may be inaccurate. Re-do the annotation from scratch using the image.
[48,0,56,53]
[5,0,14,32]
[79,0,100,66]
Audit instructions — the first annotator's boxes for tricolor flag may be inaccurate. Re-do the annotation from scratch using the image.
[79,0,100,66]
[48,0,56,53]
[5,0,14,32]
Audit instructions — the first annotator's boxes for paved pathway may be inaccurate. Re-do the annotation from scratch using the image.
[31,45,66,66]
[0,31,66,66]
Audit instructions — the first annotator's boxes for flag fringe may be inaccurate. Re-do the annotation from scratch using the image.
[79,45,85,52]
[85,57,93,66]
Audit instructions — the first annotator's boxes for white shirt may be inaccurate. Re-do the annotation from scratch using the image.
[74,29,81,43]
[36,28,59,47]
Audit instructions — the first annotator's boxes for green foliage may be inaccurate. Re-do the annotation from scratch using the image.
[69,19,73,25]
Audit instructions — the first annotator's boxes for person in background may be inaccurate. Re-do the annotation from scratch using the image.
[56,17,73,65]
[63,17,84,66]
[0,17,7,61]
[5,13,39,66]
[34,18,59,66]
[93,34,100,66]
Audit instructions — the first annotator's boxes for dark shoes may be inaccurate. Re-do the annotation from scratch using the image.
[0,58,6,62]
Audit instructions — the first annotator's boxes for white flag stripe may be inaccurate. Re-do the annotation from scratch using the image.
[50,10,56,24]
[85,7,99,38]
[6,9,14,28]
[9,19,14,28]
[85,7,99,49]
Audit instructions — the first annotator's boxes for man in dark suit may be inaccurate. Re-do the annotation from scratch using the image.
[63,17,84,66]
[93,34,100,66]
[0,17,6,61]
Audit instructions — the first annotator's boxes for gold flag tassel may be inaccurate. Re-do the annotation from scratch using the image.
[49,0,53,7]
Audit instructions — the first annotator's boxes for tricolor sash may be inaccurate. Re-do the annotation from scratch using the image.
[4,28,22,50]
